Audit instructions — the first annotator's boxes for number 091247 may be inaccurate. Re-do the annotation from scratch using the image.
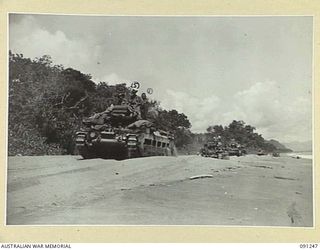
[300,244,318,248]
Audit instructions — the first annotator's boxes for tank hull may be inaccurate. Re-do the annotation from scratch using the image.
[75,128,175,160]
[228,149,242,156]
[75,104,175,160]
[77,140,127,160]
[201,150,229,159]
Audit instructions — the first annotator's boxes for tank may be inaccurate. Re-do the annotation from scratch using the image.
[257,149,267,156]
[200,141,229,159]
[227,142,243,156]
[75,103,176,160]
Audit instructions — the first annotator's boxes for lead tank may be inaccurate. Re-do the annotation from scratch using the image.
[75,92,176,160]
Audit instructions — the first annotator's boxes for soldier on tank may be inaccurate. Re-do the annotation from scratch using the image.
[141,92,148,102]
[116,92,127,105]
[129,89,141,105]
[129,88,142,119]
[140,92,149,120]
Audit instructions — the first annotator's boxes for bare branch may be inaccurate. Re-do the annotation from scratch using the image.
[65,91,88,110]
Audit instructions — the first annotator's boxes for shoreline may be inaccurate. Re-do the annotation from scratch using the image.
[282,152,313,160]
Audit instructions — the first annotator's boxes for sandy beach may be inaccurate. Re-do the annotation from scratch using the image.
[6,154,313,226]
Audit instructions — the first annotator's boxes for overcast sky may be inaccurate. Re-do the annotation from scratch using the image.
[9,14,313,143]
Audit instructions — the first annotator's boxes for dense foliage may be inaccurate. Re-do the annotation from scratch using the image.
[156,109,192,148]
[206,120,278,152]
[8,52,192,155]
[8,52,287,156]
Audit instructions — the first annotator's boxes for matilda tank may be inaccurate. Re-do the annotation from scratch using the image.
[75,103,176,160]
[227,141,243,156]
[200,141,229,159]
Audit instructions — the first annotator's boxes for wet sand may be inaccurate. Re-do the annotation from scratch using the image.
[6,154,313,226]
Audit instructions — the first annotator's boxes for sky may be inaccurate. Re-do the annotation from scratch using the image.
[9,14,313,143]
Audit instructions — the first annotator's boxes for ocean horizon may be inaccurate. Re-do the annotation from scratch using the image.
[284,151,312,160]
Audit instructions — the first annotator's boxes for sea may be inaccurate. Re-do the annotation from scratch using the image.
[283,151,313,160]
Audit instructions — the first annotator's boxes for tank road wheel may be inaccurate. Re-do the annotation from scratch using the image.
[78,146,95,159]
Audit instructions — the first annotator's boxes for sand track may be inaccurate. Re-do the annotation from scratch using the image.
[6,155,313,226]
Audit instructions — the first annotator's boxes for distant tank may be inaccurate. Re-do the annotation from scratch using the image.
[200,141,229,159]
[272,152,280,157]
[75,86,176,160]
[227,141,243,157]
[257,149,267,156]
